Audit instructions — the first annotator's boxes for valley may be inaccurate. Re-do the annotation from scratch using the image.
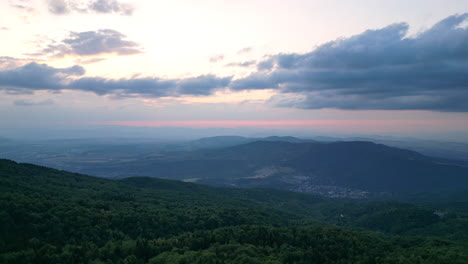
[2,137,467,199]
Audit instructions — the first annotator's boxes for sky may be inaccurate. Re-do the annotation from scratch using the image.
[1,0,468,141]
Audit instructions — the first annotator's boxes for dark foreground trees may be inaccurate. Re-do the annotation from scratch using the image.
[1,159,467,264]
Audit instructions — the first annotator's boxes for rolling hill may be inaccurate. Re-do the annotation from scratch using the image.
[62,140,468,196]
[197,140,468,193]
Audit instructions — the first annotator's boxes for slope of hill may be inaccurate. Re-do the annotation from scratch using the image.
[1,159,468,263]
[2,137,467,197]
[93,140,468,196]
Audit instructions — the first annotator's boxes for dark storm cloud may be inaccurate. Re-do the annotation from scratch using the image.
[47,0,134,16]
[232,13,468,111]
[35,29,142,58]
[0,63,231,97]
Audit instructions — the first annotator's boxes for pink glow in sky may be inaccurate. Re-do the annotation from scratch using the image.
[92,119,468,133]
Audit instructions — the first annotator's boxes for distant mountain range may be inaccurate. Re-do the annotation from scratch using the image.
[31,139,464,197]
[1,135,467,197]
[184,140,468,195]
[186,135,312,149]
[188,135,468,161]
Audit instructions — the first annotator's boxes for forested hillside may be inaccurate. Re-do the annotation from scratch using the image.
[1,159,468,263]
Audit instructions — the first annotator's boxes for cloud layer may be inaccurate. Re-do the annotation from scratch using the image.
[33,29,142,58]
[225,61,256,68]
[0,56,37,70]
[231,13,468,111]
[48,0,134,16]
[0,62,84,91]
[69,74,231,97]
[209,54,224,63]
[0,62,231,98]
[2,14,468,112]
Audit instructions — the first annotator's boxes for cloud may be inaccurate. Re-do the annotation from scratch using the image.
[10,0,35,13]
[0,62,85,91]
[14,99,54,106]
[69,74,231,97]
[67,77,175,96]
[3,14,468,112]
[224,61,256,68]
[47,0,134,16]
[0,57,39,70]
[0,62,231,98]
[74,57,106,64]
[231,13,468,112]
[256,58,274,71]
[48,0,68,14]
[237,47,253,55]
[9,0,38,22]
[209,54,224,63]
[89,0,133,15]
[33,29,142,58]
[177,75,231,95]
[11,4,35,13]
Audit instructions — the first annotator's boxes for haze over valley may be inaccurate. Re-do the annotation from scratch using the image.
[2,135,468,199]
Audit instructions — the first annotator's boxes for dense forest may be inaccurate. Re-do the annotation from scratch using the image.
[1,159,468,263]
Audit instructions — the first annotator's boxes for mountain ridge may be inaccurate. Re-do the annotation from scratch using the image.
[175,140,468,194]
